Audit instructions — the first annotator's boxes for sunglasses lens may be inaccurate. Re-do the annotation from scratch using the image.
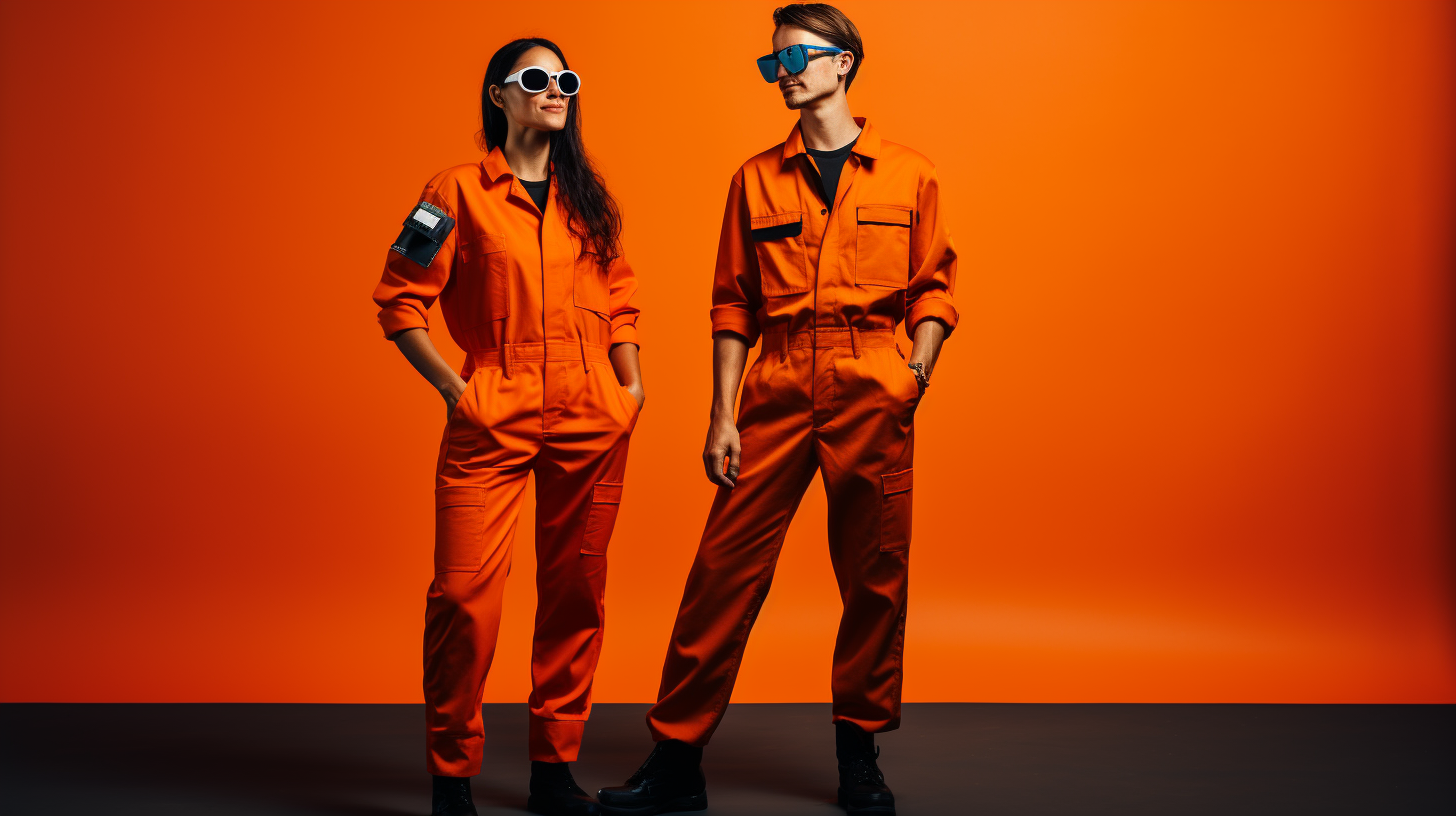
[780,46,806,74]
[520,68,550,93]
[556,71,580,95]
[756,56,779,82]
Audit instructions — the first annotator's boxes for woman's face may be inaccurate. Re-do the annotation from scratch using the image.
[490,46,570,133]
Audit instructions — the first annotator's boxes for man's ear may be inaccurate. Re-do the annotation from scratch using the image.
[837,52,855,80]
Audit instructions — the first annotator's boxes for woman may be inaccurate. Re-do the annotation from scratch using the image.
[371,38,644,816]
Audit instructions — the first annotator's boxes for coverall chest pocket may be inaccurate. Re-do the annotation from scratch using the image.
[458,232,509,323]
[855,205,913,289]
[573,256,611,320]
[750,211,810,297]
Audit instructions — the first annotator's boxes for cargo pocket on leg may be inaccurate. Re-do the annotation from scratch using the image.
[435,486,489,573]
[880,469,913,553]
[580,481,624,556]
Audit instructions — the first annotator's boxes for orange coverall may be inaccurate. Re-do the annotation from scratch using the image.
[647,117,957,745]
[372,146,642,775]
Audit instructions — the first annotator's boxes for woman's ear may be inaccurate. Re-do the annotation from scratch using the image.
[488,84,506,109]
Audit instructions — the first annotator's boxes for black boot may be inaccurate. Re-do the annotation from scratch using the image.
[835,721,895,814]
[431,774,478,816]
[596,739,707,815]
[527,760,602,815]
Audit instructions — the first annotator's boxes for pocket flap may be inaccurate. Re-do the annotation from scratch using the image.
[436,485,489,509]
[857,206,912,227]
[591,481,624,504]
[750,211,804,241]
[882,469,913,495]
[460,232,506,262]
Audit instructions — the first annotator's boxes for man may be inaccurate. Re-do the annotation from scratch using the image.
[599,4,956,814]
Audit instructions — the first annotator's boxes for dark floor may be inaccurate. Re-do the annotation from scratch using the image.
[0,703,1451,815]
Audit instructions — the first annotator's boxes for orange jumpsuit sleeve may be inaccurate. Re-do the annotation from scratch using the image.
[709,171,764,347]
[372,182,458,341]
[905,166,959,338]
[607,253,642,347]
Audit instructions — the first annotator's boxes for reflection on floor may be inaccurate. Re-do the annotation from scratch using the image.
[1,703,1451,815]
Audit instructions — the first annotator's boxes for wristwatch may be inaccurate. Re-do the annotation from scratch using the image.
[907,362,929,393]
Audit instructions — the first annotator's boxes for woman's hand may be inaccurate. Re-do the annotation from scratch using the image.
[389,328,471,422]
[624,381,646,410]
[609,342,645,412]
[441,377,467,420]
[703,407,742,488]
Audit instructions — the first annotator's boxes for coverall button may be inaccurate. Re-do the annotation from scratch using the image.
[820,208,827,215]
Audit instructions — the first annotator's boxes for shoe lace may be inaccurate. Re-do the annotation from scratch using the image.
[534,763,589,796]
[433,778,473,813]
[840,745,885,786]
[626,746,661,785]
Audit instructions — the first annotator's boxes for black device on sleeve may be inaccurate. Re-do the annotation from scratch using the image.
[391,201,455,267]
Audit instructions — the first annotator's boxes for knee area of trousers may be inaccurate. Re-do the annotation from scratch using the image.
[429,573,490,612]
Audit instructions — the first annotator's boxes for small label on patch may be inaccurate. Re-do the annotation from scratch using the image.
[411,208,441,229]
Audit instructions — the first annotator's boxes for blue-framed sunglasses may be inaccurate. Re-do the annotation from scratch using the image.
[756,44,845,82]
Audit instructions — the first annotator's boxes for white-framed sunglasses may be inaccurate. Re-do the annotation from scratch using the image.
[503,66,581,96]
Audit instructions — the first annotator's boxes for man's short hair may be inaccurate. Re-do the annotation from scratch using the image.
[772,3,865,91]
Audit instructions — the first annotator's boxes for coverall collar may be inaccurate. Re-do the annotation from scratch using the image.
[481,145,555,183]
[782,115,881,166]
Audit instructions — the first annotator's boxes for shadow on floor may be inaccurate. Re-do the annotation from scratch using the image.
[1,703,1452,815]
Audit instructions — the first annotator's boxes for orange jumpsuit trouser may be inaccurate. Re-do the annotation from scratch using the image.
[647,326,918,745]
[426,340,639,775]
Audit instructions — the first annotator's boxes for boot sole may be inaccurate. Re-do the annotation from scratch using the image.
[527,793,603,815]
[597,791,707,815]
[837,787,895,814]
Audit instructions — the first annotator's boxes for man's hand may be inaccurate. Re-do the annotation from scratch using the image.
[703,330,751,487]
[907,318,949,386]
[703,408,742,487]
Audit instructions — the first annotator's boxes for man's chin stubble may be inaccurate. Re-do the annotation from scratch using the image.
[783,87,831,111]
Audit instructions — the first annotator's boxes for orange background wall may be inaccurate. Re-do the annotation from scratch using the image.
[1,0,1452,704]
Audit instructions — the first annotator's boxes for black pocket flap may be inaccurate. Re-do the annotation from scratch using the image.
[750,212,803,242]
[857,205,912,227]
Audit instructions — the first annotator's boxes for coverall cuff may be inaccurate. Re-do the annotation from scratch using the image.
[609,320,640,347]
[528,717,585,763]
[710,307,761,347]
[378,305,428,340]
[906,298,958,339]
[426,732,483,777]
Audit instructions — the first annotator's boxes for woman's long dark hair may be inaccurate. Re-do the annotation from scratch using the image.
[479,38,622,267]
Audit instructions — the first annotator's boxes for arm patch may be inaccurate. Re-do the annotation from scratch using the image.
[391,201,455,267]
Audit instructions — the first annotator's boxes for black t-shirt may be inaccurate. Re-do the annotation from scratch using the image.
[806,137,858,214]
[520,177,550,213]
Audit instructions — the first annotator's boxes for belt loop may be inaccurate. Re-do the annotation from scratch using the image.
[503,344,515,379]
[579,335,591,373]
[850,326,861,358]
[780,329,789,362]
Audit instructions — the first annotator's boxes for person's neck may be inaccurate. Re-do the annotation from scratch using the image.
[797,93,860,151]
[502,125,551,182]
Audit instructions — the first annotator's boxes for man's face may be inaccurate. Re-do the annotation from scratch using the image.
[770,26,851,110]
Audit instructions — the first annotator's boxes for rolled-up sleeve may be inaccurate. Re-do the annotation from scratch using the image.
[606,253,641,347]
[709,171,764,346]
[905,166,959,338]
[372,184,457,341]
